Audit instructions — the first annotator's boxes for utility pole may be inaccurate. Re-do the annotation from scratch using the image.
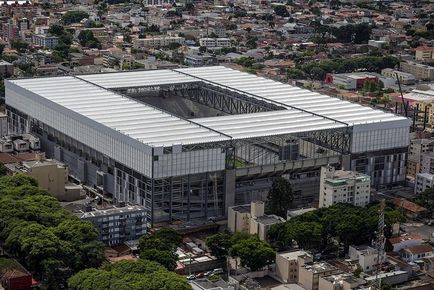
[375,199,386,290]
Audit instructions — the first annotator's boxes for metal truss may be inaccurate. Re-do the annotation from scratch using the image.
[173,83,285,115]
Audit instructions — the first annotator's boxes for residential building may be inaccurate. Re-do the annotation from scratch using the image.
[319,165,371,208]
[415,46,434,62]
[399,244,434,262]
[228,201,285,241]
[133,36,185,49]
[388,234,424,252]
[275,251,312,283]
[381,68,416,85]
[407,139,434,179]
[6,153,82,202]
[199,38,231,48]
[298,261,339,290]
[421,152,434,174]
[393,197,427,219]
[318,273,366,290]
[32,34,59,49]
[415,173,434,194]
[76,204,147,246]
[142,0,171,6]
[364,271,409,287]
[324,72,378,90]
[0,113,7,137]
[0,258,38,290]
[400,61,434,81]
[0,60,14,77]
[349,245,384,272]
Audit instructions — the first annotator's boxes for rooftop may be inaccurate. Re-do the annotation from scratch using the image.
[76,204,146,218]
[8,66,410,147]
[278,250,310,260]
[302,262,336,273]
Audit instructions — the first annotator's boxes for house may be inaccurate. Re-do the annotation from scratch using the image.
[400,244,434,263]
[0,258,38,290]
[393,198,428,219]
[388,234,424,252]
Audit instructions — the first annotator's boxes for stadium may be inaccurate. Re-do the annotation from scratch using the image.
[5,66,410,225]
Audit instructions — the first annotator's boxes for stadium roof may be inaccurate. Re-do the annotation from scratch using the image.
[9,66,409,147]
[174,66,408,126]
[9,76,230,147]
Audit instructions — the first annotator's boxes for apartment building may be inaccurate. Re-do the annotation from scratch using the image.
[133,36,185,49]
[415,46,434,62]
[349,245,383,272]
[275,251,312,283]
[407,139,434,179]
[228,201,285,241]
[415,173,434,194]
[421,152,434,174]
[76,204,147,246]
[400,61,434,80]
[298,262,339,290]
[381,68,416,85]
[318,273,366,290]
[32,34,59,49]
[319,165,371,208]
[199,38,231,48]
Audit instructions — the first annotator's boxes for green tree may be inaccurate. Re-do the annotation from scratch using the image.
[266,177,293,218]
[246,37,258,49]
[11,40,29,53]
[68,260,192,290]
[231,236,275,271]
[205,232,232,259]
[0,162,7,176]
[274,5,289,17]
[78,30,102,49]
[286,68,305,79]
[141,249,178,271]
[63,10,89,25]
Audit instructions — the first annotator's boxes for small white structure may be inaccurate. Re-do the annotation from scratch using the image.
[349,245,383,272]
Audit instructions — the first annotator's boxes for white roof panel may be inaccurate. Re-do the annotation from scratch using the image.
[175,66,408,125]
[10,76,229,146]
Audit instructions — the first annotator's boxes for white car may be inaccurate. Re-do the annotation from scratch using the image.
[187,274,196,280]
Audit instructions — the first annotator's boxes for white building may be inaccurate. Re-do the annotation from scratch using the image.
[142,0,171,6]
[199,38,231,48]
[381,68,416,85]
[415,173,434,194]
[319,165,371,208]
[0,112,7,137]
[275,251,311,283]
[349,245,384,272]
[228,201,285,241]
[32,34,59,49]
[133,36,185,49]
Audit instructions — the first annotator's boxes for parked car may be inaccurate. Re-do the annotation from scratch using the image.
[195,272,204,278]
[204,271,213,276]
[187,274,196,280]
[212,268,224,275]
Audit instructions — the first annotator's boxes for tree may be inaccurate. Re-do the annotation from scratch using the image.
[206,232,232,259]
[78,30,102,49]
[0,162,7,176]
[11,40,29,53]
[415,188,434,216]
[141,249,177,271]
[266,177,293,218]
[274,5,289,17]
[286,68,305,80]
[68,260,192,290]
[245,37,258,49]
[199,46,207,53]
[63,10,89,25]
[0,175,104,286]
[231,236,275,271]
